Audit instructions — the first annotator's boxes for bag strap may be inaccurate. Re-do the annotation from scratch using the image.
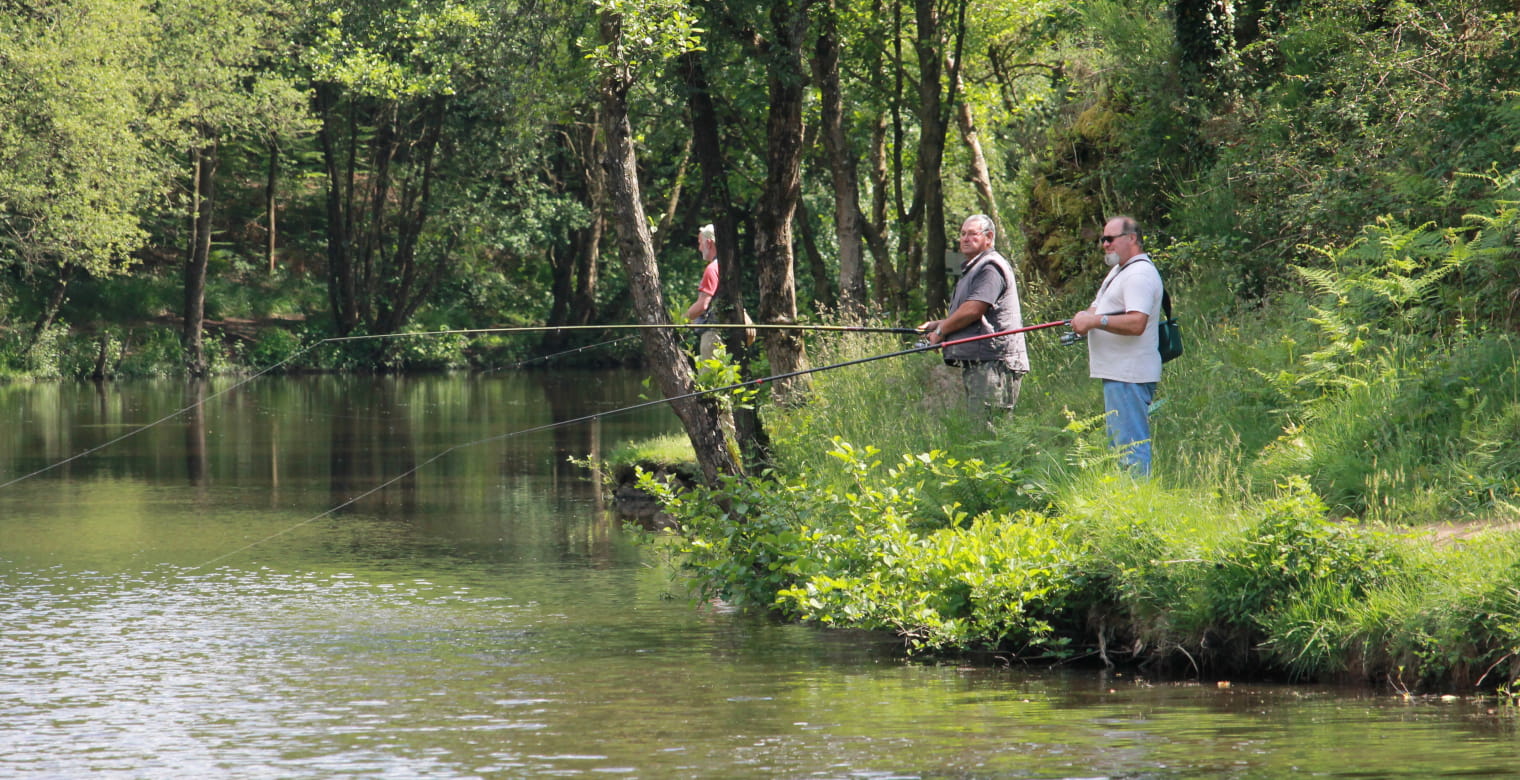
[1098,256,1169,318]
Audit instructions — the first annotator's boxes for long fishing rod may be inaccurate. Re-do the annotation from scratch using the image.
[323,321,922,344]
[465,319,1074,445]
[0,320,918,490]
[188,318,1072,570]
[500,320,921,371]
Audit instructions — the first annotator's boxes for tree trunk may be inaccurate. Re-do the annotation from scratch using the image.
[546,241,574,342]
[1174,0,1236,98]
[914,0,949,317]
[571,116,605,327]
[866,115,901,313]
[754,0,811,399]
[952,65,1001,239]
[545,116,605,350]
[317,85,360,336]
[795,199,835,312]
[184,142,217,378]
[813,0,868,317]
[266,140,279,275]
[652,135,691,257]
[683,49,771,470]
[24,264,72,357]
[597,38,741,487]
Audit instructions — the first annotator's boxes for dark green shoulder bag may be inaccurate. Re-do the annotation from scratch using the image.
[1157,287,1182,363]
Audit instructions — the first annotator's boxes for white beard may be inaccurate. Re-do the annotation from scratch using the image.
[1104,252,1121,266]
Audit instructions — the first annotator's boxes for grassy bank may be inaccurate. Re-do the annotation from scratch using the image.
[640,196,1520,694]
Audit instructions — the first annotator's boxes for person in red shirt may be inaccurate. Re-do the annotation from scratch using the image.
[684,224,722,358]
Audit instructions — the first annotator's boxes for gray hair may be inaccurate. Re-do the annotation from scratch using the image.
[698,224,715,242]
[966,214,995,240]
[1109,215,1144,246]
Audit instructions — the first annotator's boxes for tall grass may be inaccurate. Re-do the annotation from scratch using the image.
[644,192,1520,690]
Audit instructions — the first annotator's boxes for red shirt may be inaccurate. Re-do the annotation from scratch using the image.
[697,260,719,296]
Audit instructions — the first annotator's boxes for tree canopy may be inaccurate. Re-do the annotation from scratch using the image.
[0,0,1514,376]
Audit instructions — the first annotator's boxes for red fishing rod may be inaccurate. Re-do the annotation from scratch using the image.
[461,319,1075,449]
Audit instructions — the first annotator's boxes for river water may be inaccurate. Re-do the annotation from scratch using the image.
[3,372,1519,779]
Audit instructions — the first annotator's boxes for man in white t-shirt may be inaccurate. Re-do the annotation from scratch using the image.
[1069,215,1164,476]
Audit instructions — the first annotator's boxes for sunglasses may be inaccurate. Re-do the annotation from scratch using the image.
[1100,232,1134,244]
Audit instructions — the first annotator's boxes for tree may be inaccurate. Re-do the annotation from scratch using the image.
[812,0,869,316]
[301,0,494,340]
[589,0,743,486]
[0,0,162,347]
[749,0,813,397]
[681,50,771,469]
[147,0,310,375]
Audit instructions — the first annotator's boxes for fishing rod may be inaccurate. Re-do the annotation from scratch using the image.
[188,318,1073,570]
[418,319,1076,456]
[325,322,922,344]
[498,321,921,371]
[0,320,920,490]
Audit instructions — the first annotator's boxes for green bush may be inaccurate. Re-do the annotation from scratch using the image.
[248,328,306,371]
[645,439,1087,654]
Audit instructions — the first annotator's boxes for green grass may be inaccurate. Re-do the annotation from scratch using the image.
[642,195,1520,692]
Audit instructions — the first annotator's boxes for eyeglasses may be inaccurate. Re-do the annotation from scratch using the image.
[1100,232,1135,244]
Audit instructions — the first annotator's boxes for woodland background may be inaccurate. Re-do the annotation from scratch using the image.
[3,0,1513,379]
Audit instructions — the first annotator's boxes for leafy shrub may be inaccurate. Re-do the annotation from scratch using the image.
[645,439,1085,654]
[248,328,306,371]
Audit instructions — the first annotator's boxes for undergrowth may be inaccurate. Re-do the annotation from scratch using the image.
[639,181,1520,693]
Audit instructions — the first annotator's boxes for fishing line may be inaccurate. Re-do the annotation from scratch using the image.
[0,342,316,490]
[185,319,1070,570]
[0,321,918,490]
[498,334,641,371]
[494,322,918,371]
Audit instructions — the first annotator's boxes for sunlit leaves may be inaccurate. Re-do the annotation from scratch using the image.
[581,0,704,76]
[0,0,159,276]
[305,0,487,99]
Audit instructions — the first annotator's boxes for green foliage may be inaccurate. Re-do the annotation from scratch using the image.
[1258,529,1520,687]
[582,0,704,75]
[1245,202,1520,519]
[606,433,695,469]
[1200,478,1401,632]
[379,326,470,372]
[1174,0,1520,294]
[114,328,192,378]
[248,328,306,370]
[0,0,161,277]
[646,439,1085,653]
[305,0,489,100]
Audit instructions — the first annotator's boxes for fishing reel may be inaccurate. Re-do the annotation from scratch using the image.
[1059,331,1085,347]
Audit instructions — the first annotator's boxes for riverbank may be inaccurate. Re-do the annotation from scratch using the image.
[621,258,1520,694]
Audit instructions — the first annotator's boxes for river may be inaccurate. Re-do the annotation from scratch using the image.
[2,372,1519,778]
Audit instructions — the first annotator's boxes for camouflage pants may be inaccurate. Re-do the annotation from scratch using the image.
[961,361,1024,423]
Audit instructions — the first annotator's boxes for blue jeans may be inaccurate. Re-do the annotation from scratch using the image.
[1103,380,1156,477]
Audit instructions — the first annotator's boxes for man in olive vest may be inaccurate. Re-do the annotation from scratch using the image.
[919,214,1029,423]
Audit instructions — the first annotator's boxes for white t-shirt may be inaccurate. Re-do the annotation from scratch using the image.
[1087,254,1163,384]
